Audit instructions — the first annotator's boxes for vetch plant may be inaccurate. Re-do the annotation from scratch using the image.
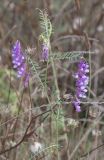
[11,12,91,111]
[10,10,92,160]
[0,2,102,159]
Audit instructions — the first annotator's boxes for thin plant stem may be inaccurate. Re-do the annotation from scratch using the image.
[49,41,61,160]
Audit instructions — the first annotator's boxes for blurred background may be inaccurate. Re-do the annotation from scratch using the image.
[0,0,104,160]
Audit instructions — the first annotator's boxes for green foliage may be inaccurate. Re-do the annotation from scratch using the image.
[39,9,53,43]
[27,55,47,89]
[49,51,83,61]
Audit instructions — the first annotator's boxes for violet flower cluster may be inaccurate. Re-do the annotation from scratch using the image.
[12,40,29,87]
[73,59,89,112]
[41,43,49,61]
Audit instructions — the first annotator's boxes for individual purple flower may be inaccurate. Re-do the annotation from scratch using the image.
[73,59,89,112]
[72,99,81,112]
[41,43,49,61]
[12,40,29,87]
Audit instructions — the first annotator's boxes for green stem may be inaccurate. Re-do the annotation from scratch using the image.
[49,41,60,160]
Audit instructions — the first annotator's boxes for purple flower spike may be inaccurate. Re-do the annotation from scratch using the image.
[12,40,29,87]
[42,43,49,61]
[73,59,89,112]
